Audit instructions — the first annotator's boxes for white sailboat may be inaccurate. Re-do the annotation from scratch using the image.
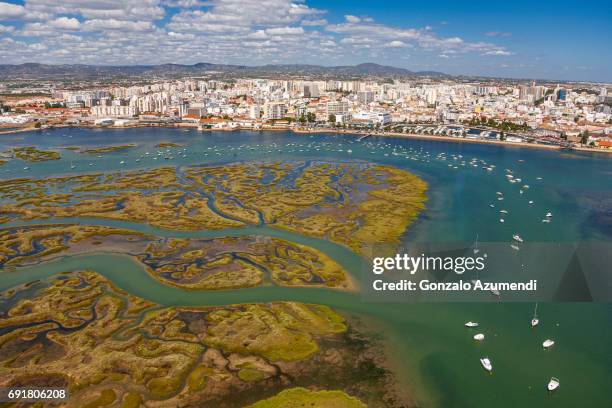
[547,377,560,391]
[543,339,555,349]
[465,321,479,328]
[531,303,539,327]
[473,333,485,341]
[513,234,524,243]
[480,357,493,372]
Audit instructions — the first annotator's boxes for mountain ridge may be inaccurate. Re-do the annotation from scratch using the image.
[0,62,448,79]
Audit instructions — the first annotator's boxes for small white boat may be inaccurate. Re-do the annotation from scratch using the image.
[489,204,495,208]
[465,321,479,328]
[120,160,125,164]
[480,357,493,372]
[473,333,485,341]
[513,234,524,243]
[543,339,555,349]
[529,200,534,204]
[547,377,560,391]
[546,212,552,217]
[23,166,30,170]
[531,303,539,327]
[510,243,520,251]
[500,219,505,223]
[542,219,551,223]
[500,210,508,214]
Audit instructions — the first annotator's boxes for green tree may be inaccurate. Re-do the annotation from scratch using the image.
[328,114,336,124]
[580,131,589,144]
[306,112,316,123]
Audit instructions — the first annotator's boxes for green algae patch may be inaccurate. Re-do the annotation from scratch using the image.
[82,389,117,408]
[249,387,367,408]
[238,363,266,382]
[157,142,182,148]
[0,271,402,407]
[147,376,184,399]
[81,144,136,154]
[203,303,346,362]
[187,366,213,391]
[12,146,60,161]
[120,393,142,408]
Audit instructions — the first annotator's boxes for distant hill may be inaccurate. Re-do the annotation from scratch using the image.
[0,62,448,80]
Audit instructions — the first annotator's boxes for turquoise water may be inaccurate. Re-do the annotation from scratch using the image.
[1,128,611,407]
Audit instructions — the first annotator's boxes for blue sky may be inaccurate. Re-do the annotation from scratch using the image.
[0,0,610,81]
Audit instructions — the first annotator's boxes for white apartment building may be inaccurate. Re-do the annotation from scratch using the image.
[91,105,137,117]
[326,101,349,115]
[264,102,287,120]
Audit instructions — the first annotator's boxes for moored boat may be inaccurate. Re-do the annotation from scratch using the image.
[547,377,560,391]
[480,357,493,372]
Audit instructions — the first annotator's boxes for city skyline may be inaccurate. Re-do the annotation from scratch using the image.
[0,0,610,82]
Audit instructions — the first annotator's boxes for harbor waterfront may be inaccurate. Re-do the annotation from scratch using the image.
[1,128,611,407]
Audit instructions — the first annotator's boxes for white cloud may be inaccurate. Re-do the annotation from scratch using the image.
[0,2,25,20]
[167,31,194,40]
[23,0,165,21]
[0,0,513,68]
[384,40,407,48]
[0,23,15,32]
[484,50,512,56]
[49,17,80,30]
[28,42,47,50]
[327,17,510,56]
[301,18,327,26]
[265,26,304,35]
[83,19,155,32]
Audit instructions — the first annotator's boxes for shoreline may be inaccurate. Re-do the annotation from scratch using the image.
[2,122,611,155]
[293,128,566,152]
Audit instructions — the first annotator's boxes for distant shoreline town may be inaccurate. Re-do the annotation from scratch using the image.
[1,69,611,153]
